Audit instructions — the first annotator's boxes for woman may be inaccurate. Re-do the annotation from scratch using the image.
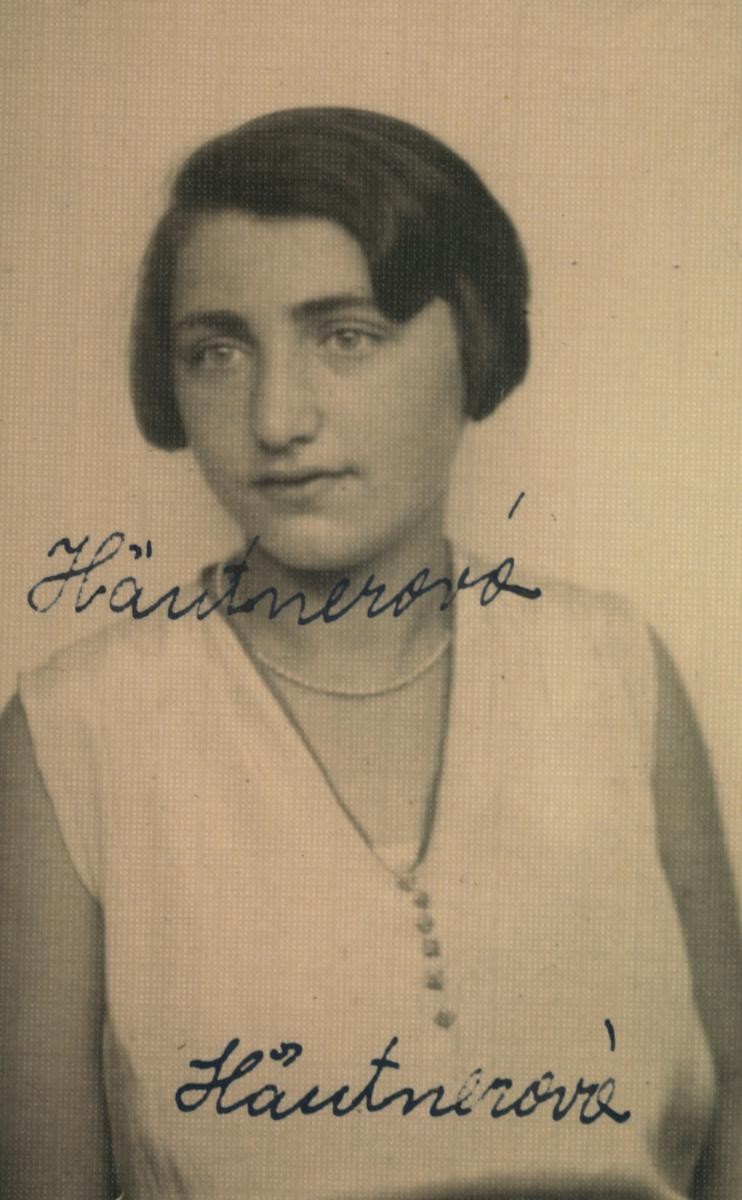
[1,107,740,1199]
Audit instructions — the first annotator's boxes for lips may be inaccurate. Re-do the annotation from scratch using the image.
[250,468,353,504]
[253,468,350,489]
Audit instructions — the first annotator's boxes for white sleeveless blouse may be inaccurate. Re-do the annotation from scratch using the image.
[19,570,715,1199]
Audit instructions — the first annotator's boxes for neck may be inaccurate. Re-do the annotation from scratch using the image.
[213,517,455,692]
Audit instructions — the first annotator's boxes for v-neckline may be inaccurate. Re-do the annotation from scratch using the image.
[199,551,472,886]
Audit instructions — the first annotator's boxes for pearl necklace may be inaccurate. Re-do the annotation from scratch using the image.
[246,632,452,698]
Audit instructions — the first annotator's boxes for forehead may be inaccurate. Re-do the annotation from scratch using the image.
[172,211,374,315]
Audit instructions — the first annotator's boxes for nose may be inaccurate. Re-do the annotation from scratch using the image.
[250,343,320,454]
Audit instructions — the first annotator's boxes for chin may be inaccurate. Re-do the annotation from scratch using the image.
[245,521,383,580]
[241,513,403,578]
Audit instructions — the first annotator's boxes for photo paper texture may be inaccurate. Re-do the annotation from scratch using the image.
[1,3,740,1197]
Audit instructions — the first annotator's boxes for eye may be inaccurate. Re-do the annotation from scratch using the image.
[321,325,383,357]
[182,340,250,372]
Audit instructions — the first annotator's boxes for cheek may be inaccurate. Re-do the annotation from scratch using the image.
[392,355,465,465]
[179,419,250,519]
[178,393,249,467]
[365,406,462,506]
[402,320,465,417]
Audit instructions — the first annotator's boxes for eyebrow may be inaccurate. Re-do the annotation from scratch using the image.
[173,310,251,337]
[293,293,379,319]
[173,294,381,335]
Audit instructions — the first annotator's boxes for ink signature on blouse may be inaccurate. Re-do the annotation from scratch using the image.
[27,532,542,622]
[174,1033,630,1124]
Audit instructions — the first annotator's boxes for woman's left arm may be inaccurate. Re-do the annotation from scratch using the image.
[650,629,742,1199]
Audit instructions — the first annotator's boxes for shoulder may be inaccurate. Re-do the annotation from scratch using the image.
[24,613,173,683]
[18,611,203,722]
[454,542,637,622]
[11,612,215,899]
[16,611,218,812]
[454,543,650,669]
[649,638,742,1086]
[452,548,659,752]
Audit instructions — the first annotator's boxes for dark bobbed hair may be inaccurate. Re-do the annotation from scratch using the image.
[131,107,530,449]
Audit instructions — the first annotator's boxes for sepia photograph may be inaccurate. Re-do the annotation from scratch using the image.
[1,2,740,1198]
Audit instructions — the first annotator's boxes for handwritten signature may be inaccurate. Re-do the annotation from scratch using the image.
[27,533,542,623]
[174,1032,629,1124]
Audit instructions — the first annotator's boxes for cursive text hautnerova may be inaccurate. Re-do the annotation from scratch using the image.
[27,533,542,623]
[174,1034,629,1124]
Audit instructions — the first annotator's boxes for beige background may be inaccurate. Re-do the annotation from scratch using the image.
[1,0,740,877]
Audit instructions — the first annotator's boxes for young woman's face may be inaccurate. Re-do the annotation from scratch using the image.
[172,211,466,573]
